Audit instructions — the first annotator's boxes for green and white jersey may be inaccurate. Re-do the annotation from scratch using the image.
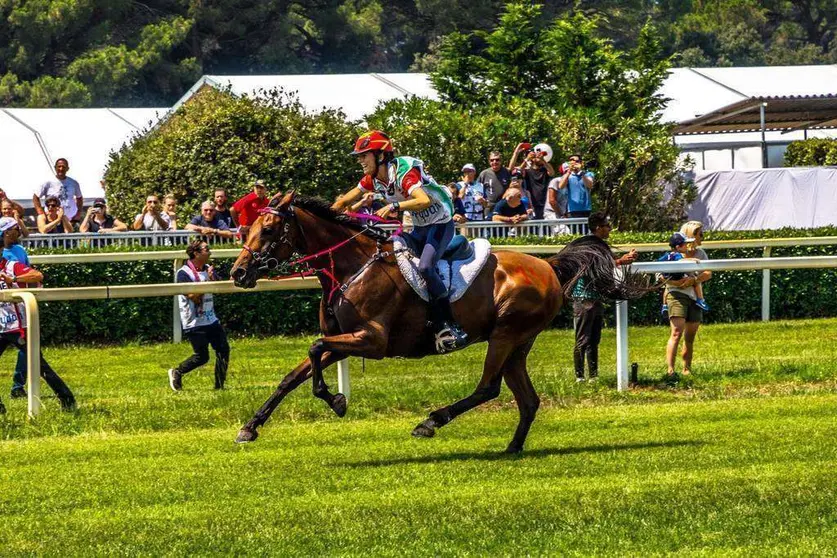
[358,156,453,227]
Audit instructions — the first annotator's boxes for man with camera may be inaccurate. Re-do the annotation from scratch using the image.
[558,154,595,218]
[509,142,555,220]
[80,198,128,233]
[133,195,174,231]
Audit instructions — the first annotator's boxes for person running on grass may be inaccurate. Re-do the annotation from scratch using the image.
[168,240,230,391]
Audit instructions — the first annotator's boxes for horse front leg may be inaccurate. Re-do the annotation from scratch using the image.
[309,329,385,417]
[235,351,344,444]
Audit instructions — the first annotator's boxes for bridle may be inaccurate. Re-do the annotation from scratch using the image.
[241,204,402,304]
[241,205,297,273]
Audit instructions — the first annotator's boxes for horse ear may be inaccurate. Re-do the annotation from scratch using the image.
[278,189,296,208]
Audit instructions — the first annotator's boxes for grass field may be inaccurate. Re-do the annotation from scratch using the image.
[1,319,836,555]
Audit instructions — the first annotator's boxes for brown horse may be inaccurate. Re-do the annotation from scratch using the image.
[231,192,643,453]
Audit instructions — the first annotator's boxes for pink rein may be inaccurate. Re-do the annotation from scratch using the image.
[252,206,403,302]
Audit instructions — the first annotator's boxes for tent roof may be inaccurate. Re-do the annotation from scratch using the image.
[663,65,837,135]
[168,73,438,121]
[0,108,165,201]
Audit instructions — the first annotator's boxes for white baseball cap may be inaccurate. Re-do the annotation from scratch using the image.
[0,216,19,232]
[461,163,476,173]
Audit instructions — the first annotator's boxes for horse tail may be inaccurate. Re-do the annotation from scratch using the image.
[546,236,650,300]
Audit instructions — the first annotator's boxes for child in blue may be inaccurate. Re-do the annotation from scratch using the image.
[660,232,709,313]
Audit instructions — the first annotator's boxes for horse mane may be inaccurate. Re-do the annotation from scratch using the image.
[276,195,390,242]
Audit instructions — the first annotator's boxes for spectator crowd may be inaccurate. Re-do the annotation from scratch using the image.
[7,147,594,242]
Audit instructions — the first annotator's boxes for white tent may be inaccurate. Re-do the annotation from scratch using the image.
[0,108,165,203]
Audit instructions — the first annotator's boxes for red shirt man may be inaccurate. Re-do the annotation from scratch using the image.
[231,180,269,236]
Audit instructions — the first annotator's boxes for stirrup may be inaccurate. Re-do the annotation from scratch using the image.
[434,322,468,354]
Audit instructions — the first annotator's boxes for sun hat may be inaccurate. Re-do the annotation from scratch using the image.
[0,216,19,232]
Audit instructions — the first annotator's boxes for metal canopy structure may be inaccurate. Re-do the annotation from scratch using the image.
[664,65,837,166]
[674,95,837,135]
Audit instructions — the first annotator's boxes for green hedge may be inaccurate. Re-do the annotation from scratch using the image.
[24,226,837,344]
[784,138,837,166]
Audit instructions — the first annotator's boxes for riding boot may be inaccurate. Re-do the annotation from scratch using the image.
[429,295,468,354]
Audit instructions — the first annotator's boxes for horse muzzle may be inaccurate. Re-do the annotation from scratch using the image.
[232,265,258,289]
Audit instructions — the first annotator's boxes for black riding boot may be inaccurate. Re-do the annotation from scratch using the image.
[429,295,469,354]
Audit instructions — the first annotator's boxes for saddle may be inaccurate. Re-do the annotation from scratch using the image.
[393,235,491,302]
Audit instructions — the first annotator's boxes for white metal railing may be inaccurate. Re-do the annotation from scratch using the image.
[21,230,240,250]
[25,235,837,326]
[613,255,837,391]
[0,277,349,418]
[19,218,590,250]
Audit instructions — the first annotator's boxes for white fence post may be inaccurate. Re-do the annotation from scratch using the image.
[615,300,629,392]
[172,259,182,343]
[762,246,771,321]
[16,292,42,418]
[337,359,350,400]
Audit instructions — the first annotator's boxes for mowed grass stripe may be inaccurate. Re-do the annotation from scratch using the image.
[1,395,836,555]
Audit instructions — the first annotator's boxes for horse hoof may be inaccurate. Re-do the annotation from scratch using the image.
[235,428,259,444]
[331,393,347,418]
[504,443,524,454]
[412,419,436,438]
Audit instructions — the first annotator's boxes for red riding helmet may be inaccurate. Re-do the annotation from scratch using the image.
[350,130,394,156]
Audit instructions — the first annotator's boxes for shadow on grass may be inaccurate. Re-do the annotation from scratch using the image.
[346,439,704,468]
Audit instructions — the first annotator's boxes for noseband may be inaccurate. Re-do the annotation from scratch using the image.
[243,206,297,272]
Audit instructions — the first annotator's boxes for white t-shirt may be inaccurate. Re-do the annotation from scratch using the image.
[38,177,82,220]
[134,211,173,231]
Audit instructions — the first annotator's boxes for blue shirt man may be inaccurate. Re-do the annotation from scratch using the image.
[559,155,595,216]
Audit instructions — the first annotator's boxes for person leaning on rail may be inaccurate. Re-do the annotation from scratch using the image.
[79,198,128,233]
[37,196,73,234]
[168,240,230,391]
[0,217,76,414]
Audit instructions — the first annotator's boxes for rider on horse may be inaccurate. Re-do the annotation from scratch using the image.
[333,130,468,353]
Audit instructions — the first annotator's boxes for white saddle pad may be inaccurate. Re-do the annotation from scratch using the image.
[393,237,491,302]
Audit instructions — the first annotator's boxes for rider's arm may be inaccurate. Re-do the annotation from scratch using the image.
[332,187,363,212]
[398,186,432,213]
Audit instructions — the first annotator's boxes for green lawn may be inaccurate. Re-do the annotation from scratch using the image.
[1,319,836,555]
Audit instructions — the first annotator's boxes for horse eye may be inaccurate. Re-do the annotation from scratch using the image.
[261,228,274,237]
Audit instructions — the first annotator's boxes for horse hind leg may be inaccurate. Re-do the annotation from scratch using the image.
[411,337,515,439]
[501,338,540,454]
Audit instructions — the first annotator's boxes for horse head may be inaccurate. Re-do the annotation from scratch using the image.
[231,190,301,288]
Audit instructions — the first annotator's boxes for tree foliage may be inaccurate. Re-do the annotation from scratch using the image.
[3,0,835,108]
[372,2,693,230]
[104,87,360,223]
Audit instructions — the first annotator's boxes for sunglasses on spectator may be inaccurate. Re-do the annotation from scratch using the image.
[47,203,59,208]
[569,158,581,162]
[147,199,159,204]
[489,158,501,162]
